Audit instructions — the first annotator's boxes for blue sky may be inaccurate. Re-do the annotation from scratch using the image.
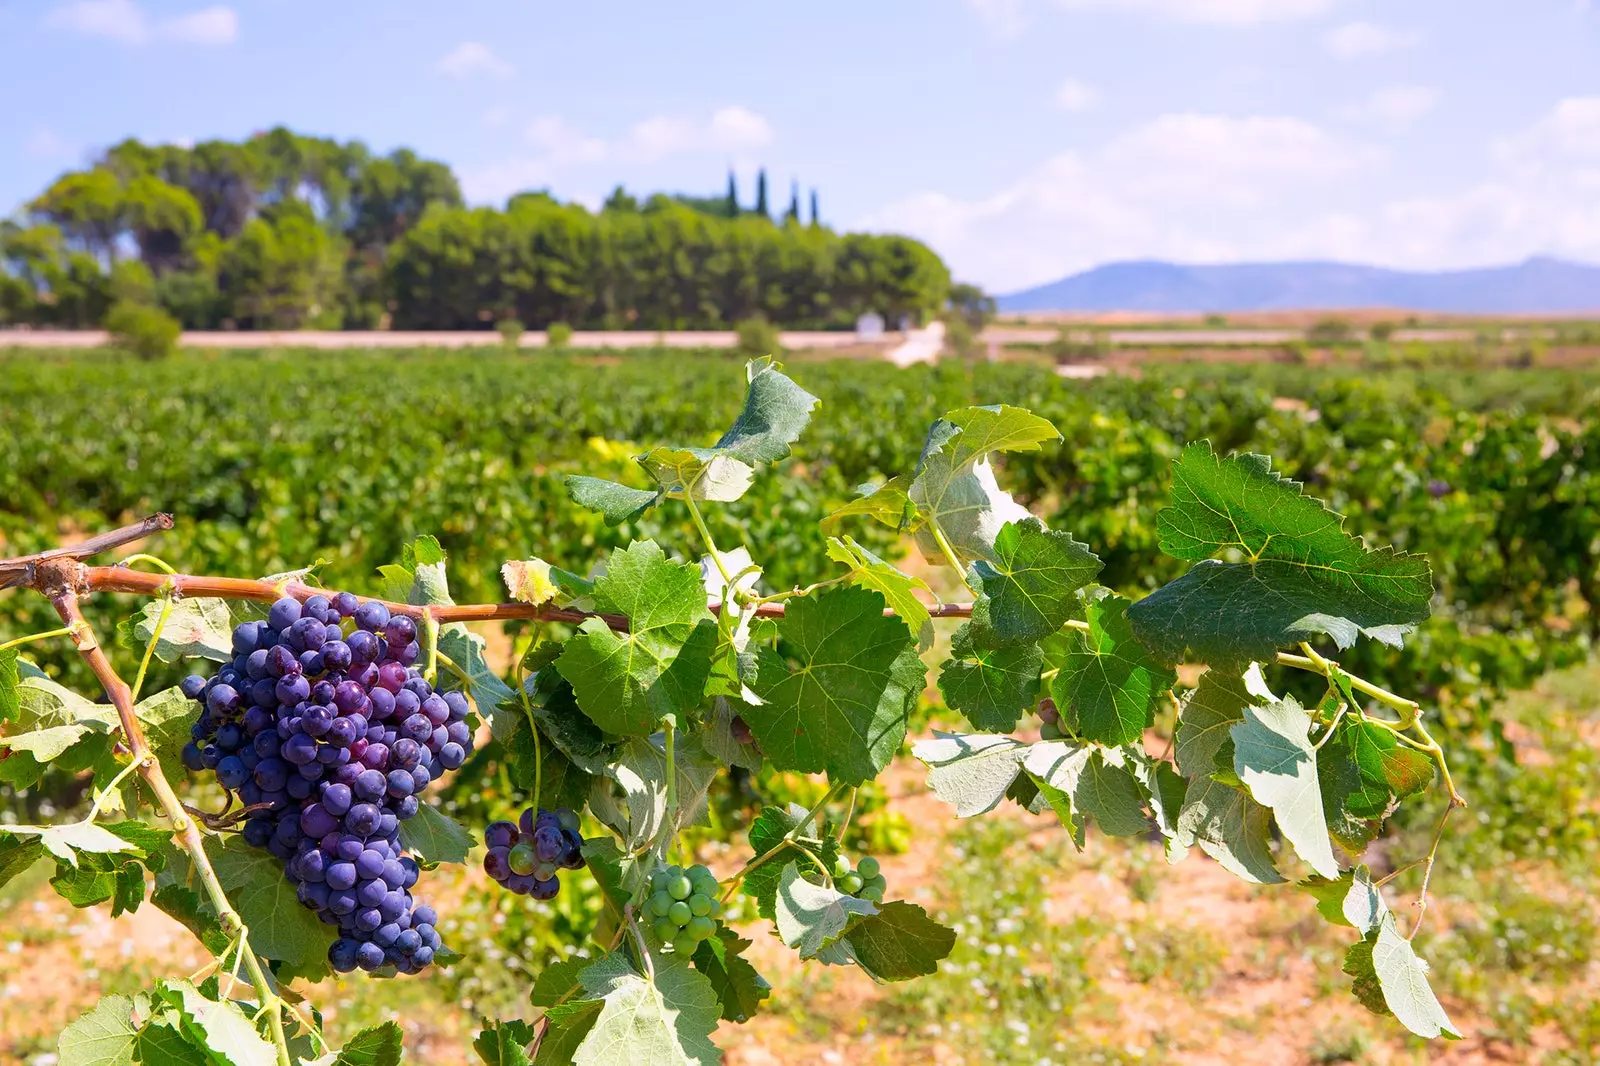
[2,0,1597,291]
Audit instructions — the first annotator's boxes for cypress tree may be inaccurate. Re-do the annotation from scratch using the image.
[755,168,768,218]
[809,189,819,226]
[725,170,739,217]
[785,180,800,223]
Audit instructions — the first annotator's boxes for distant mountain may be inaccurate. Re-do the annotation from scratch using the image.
[997,257,1600,314]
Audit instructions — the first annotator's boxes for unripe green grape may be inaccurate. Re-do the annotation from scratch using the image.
[667,874,692,901]
[866,873,886,893]
[859,882,885,902]
[688,893,712,917]
[649,869,668,893]
[856,856,880,879]
[668,900,692,925]
[831,855,851,878]
[653,918,677,942]
[649,891,673,917]
[508,842,536,876]
[839,872,863,895]
[708,897,723,918]
[673,935,698,955]
[1039,719,1064,741]
[686,915,715,940]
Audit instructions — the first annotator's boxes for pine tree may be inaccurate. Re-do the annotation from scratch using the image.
[755,168,769,218]
[809,189,819,227]
[725,170,739,218]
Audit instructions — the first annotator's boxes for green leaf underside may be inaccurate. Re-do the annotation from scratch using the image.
[715,357,820,465]
[820,476,916,534]
[396,802,473,865]
[162,978,278,1066]
[588,734,718,854]
[825,535,932,637]
[1129,442,1433,667]
[1052,592,1176,746]
[938,625,1042,733]
[691,927,772,1022]
[57,993,139,1066]
[566,476,660,526]
[567,948,722,1066]
[1173,666,1284,884]
[911,732,1030,818]
[968,519,1102,647]
[125,598,235,663]
[1344,918,1461,1038]
[775,861,879,958]
[208,837,335,972]
[746,585,917,785]
[1231,697,1341,879]
[329,1022,405,1066]
[556,540,715,737]
[909,405,1060,565]
[1023,742,1151,844]
[637,447,755,502]
[0,646,19,723]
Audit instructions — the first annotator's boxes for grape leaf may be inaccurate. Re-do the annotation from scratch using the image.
[119,598,234,663]
[556,540,716,737]
[377,535,452,607]
[831,901,955,982]
[152,882,231,955]
[506,716,594,814]
[774,861,879,958]
[1051,592,1175,746]
[568,948,721,1066]
[636,446,755,503]
[740,805,841,920]
[1317,732,1383,854]
[745,586,916,785]
[1301,873,1356,927]
[1231,697,1341,879]
[531,958,592,1007]
[909,405,1060,565]
[1343,866,1386,933]
[327,1022,404,1066]
[714,356,820,465]
[691,926,772,1022]
[1346,719,1436,812]
[135,1018,207,1066]
[820,476,917,535]
[438,624,515,719]
[911,731,1029,817]
[824,536,932,638]
[1023,742,1151,842]
[967,519,1101,647]
[0,722,95,765]
[699,697,763,771]
[473,1020,537,1066]
[0,834,44,892]
[9,821,139,866]
[136,686,199,788]
[937,624,1042,733]
[566,476,660,526]
[160,978,277,1066]
[501,558,562,606]
[207,836,334,972]
[503,670,609,775]
[1128,748,1190,864]
[532,1001,605,1066]
[1344,915,1461,1039]
[397,802,473,865]
[56,993,138,1066]
[1173,666,1284,884]
[0,646,19,723]
[587,733,718,856]
[1128,442,1433,667]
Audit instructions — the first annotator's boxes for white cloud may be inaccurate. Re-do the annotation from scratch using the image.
[46,0,237,45]
[1339,85,1440,125]
[524,117,607,164]
[25,129,73,159]
[859,99,1600,291]
[1325,20,1417,59]
[710,106,774,150]
[436,42,514,80]
[1057,0,1337,24]
[1054,79,1098,111]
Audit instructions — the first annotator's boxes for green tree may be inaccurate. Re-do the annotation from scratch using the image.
[219,202,346,328]
[726,170,739,217]
[755,168,769,218]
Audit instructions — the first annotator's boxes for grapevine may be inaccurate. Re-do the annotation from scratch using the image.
[0,357,1467,1064]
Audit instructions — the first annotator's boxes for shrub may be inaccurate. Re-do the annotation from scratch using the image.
[1046,326,1110,363]
[734,314,782,358]
[546,321,573,350]
[1307,317,1355,346]
[495,318,525,349]
[940,311,981,360]
[105,300,180,361]
[1369,319,1398,342]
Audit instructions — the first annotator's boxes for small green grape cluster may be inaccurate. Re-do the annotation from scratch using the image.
[832,853,886,901]
[645,863,722,953]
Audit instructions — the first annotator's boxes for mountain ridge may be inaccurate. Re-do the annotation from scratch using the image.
[997,257,1600,314]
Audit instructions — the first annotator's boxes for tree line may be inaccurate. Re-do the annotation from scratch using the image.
[0,128,950,333]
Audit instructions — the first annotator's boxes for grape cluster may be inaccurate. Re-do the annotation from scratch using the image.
[482,807,584,898]
[833,853,886,901]
[178,592,474,975]
[644,864,722,953]
[1037,697,1064,741]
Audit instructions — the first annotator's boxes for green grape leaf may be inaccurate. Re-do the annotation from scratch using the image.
[56,993,138,1066]
[714,357,819,465]
[531,958,592,1007]
[329,1022,404,1066]
[438,623,514,719]
[699,697,764,771]
[744,586,916,785]
[936,625,1042,733]
[569,948,721,1066]
[1301,873,1356,927]
[1173,665,1283,884]
[774,861,879,958]
[159,978,277,1066]
[824,536,932,638]
[909,405,1061,565]
[397,802,473,865]
[152,882,230,955]
[136,1018,208,1065]
[1023,742,1151,842]
[376,535,453,607]
[832,900,955,982]
[503,670,610,775]
[1,646,20,723]
[967,519,1101,647]
[582,838,643,951]
[207,836,334,972]
[473,1019,537,1066]
[556,541,715,737]
[1231,697,1340,879]
[532,1002,604,1066]
[1343,867,1386,934]
[820,476,918,535]
[9,821,138,866]
[636,446,755,502]
[740,805,841,920]
[1317,733,1383,854]
[587,733,718,856]
[1128,442,1433,667]
[1051,593,1175,746]
[120,598,234,663]
[1128,748,1190,864]
[1346,719,1435,811]
[566,476,661,526]
[506,715,594,814]
[1343,915,1461,1039]
[136,686,200,787]
[0,834,45,892]
[691,926,772,1022]
[910,732,1030,817]
[0,722,95,767]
